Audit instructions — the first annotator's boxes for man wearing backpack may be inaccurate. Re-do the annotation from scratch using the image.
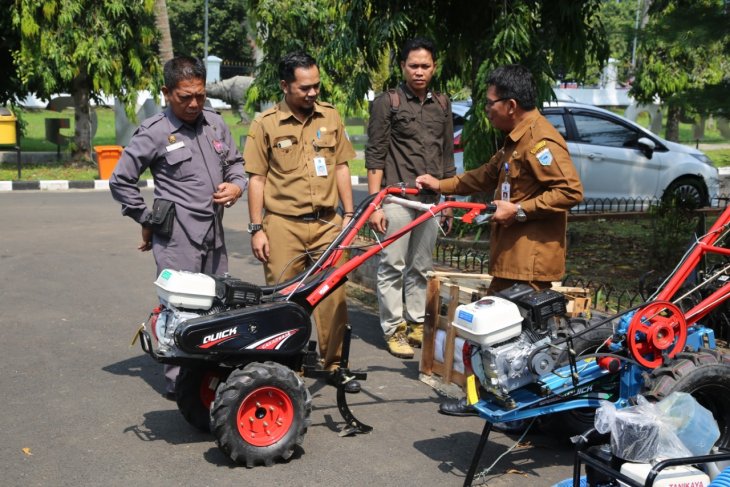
[365,38,455,359]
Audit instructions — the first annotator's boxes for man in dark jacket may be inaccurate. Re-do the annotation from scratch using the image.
[366,38,455,359]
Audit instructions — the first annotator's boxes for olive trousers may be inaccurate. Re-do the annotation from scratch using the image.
[263,212,348,370]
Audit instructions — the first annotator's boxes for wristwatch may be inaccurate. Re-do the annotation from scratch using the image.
[515,203,527,223]
[247,223,263,235]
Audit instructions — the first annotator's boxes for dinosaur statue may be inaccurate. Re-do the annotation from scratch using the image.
[206,75,255,124]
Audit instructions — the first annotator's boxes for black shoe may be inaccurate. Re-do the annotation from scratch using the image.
[327,371,362,393]
[438,397,478,417]
[343,379,361,394]
[163,391,177,401]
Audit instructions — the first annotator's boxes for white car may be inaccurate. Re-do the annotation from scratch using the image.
[452,100,471,175]
[452,100,719,207]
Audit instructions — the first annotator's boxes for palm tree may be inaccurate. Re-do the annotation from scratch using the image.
[154,0,174,64]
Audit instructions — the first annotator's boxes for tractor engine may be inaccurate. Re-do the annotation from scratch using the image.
[147,269,262,358]
[453,284,582,407]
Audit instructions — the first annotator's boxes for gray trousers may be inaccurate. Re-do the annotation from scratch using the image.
[152,217,227,277]
[376,202,439,337]
[152,217,227,393]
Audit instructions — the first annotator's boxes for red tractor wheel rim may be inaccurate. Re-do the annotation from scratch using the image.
[199,371,221,410]
[628,301,687,369]
[236,386,294,447]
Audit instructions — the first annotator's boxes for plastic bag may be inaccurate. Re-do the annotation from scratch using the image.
[594,393,698,463]
[655,391,720,456]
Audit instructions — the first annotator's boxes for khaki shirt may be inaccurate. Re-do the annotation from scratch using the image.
[440,110,583,281]
[244,100,355,216]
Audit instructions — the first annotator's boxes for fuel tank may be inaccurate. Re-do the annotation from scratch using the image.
[175,301,311,356]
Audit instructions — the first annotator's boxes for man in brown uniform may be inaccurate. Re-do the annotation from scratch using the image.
[416,64,583,415]
[244,51,358,392]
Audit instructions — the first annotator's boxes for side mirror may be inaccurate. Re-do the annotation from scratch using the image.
[637,137,656,159]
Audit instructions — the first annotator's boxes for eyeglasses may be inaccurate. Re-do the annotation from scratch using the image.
[486,97,511,108]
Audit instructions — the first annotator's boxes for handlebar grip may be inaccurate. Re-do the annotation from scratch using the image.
[486,203,497,213]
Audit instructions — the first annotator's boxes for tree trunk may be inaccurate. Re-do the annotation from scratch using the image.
[154,0,174,64]
[664,103,681,142]
[692,115,706,142]
[718,117,730,138]
[72,73,93,163]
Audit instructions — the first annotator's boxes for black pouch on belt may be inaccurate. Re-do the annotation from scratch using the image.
[149,199,176,238]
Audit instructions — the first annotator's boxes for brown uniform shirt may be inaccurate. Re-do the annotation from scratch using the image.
[244,100,355,216]
[440,110,583,282]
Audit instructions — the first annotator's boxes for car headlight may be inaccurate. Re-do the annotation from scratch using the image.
[691,153,714,166]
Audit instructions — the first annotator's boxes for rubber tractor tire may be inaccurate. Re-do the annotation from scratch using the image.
[175,366,228,433]
[210,361,312,467]
[538,321,617,439]
[642,348,730,451]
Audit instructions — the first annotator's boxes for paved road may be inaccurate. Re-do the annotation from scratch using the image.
[0,189,575,486]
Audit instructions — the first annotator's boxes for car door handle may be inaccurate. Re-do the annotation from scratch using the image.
[586,153,603,160]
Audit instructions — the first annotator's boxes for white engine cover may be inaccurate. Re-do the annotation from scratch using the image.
[154,269,216,310]
[452,296,523,346]
[619,463,709,487]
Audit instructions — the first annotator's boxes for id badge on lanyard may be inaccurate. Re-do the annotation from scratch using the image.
[500,161,511,201]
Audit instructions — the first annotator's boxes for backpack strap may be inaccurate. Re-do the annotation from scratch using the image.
[433,92,448,113]
[388,89,400,112]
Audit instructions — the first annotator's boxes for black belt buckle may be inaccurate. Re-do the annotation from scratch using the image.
[300,208,331,221]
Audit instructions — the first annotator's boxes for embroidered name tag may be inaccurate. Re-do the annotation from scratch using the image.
[165,141,185,152]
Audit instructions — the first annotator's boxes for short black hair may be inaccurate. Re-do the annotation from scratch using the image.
[487,64,537,111]
[278,51,318,83]
[163,56,206,90]
[399,38,437,63]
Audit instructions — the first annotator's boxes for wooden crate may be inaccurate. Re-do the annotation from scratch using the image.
[419,274,593,391]
[419,271,492,389]
[553,285,593,317]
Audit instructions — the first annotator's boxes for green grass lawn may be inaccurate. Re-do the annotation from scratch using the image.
[1,106,727,180]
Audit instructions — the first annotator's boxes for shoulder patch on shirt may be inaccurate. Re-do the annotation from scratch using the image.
[530,140,547,154]
[536,147,553,166]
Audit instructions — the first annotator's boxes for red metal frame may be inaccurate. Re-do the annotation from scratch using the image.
[280,186,730,335]
[276,187,489,307]
[654,206,730,325]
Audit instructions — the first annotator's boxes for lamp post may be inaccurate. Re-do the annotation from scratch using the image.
[204,0,209,60]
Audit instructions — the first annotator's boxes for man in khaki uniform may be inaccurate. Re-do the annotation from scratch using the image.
[417,64,583,415]
[244,51,358,391]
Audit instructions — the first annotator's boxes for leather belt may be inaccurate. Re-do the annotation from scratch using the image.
[272,208,336,221]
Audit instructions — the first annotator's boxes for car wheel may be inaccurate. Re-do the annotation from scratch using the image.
[663,177,707,208]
